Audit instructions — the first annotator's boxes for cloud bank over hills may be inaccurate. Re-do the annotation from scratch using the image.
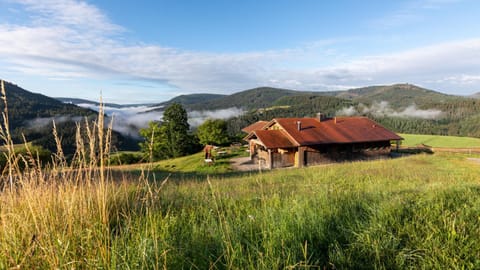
[338,101,444,120]
[0,0,479,103]
[74,102,244,137]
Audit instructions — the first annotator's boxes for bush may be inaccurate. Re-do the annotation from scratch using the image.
[0,145,52,170]
[108,152,143,165]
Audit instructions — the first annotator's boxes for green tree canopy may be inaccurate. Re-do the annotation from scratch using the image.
[162,103,191,158]
[139,103,200,160]
[139,121,165,160]
[197,119,230,146]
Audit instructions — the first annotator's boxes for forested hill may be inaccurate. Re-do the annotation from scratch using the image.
[1,81,96,129]
[154,84,467,112]
[56,97,154,108]
[151,87,326,111]
[188,87,321,111]
[323,84,459,109]
[209,84,480,139]
[157,93,226,107]
[0,80,138,155]
[328,84,480,137]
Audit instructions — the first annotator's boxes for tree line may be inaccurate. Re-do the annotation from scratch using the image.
[140,98,480,161]
[139,103,232,161]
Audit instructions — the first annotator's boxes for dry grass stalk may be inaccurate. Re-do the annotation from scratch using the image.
[0,80,21,190]
[0,89,120,268]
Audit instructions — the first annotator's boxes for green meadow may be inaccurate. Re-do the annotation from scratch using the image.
[113,147,249,178]
[400,133,480,148]
[1,152,479,269]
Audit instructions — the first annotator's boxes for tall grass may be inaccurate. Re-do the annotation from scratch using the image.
[0,80,126,268]
[0,79,479,268]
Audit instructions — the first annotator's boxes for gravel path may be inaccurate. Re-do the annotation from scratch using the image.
[230,157,261,171]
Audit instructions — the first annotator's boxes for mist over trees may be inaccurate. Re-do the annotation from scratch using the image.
[4,79,480,163]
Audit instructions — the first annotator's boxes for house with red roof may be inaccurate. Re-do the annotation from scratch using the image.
[241,120,268,134]
[243,114,403,169]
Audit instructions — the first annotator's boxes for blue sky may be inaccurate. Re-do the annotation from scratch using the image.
[0,0,479,103]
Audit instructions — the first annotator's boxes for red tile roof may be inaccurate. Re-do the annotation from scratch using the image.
[253,130,297,148]
[274,117,402,145]
[242,121,269,133]
[244,117,403,148]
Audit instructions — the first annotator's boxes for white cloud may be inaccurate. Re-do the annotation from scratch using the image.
[108,111,163,138]
[0,0,479,102]
[337,101,443,119]
[75,103,164,138]
[337,106,358,117]
[14,0,121,33]
[188,108,246,127]
[75,103,244,137]
[432,74,480,85]
[26,115,83,130]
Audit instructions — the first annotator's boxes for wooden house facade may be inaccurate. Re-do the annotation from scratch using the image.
[243,115,403,169]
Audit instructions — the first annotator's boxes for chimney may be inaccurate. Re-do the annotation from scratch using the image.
[316,112,326,122]
[297,121,302,131]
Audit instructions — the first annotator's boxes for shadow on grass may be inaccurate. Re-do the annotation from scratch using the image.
[149,169,262,182]
[112,163,263,183]
[393,146,434,156]
[113,149,433,183]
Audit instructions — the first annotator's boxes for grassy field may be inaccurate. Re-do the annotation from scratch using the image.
[0,94,478,269]
[113,146,250,180]
[400,133,480,148]
[1,151,480,269]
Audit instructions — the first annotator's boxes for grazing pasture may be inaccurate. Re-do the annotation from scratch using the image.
[1,151,479,269]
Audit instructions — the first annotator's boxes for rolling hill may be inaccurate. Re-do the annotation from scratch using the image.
[1,81,97,129]
[188,87,315,110]
[5,79,480,148]
[176,83,478,139]
[157,93,226,107]
[56,97,155,108]
[155,84,466,112]
[1,80,138,155]
[141,83,480,138]
[324,83,459,109]
[149,87,324,112]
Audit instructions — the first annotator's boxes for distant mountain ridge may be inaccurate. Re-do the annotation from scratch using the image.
[154,84,468,112]
[0,80,138,154]
[156,83,478,139]
[1,81,96,129]
[56,97,155,108]
[158,93,226,106]
[5,79,480,143]
[58,83,474,112]
[305,83,460,110]
[150,87,325,112]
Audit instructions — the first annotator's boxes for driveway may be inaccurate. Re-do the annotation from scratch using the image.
[230,157,261,171]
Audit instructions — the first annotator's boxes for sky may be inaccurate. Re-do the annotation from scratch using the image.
[0,0,479,104]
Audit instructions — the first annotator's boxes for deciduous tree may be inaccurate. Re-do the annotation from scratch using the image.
[139,103,200,160]
[197,119,230,146]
